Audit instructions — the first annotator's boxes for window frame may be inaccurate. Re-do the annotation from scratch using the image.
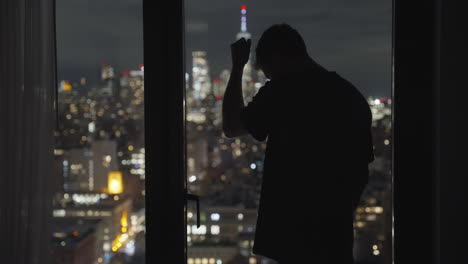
[142,0,443,263]
[143,0,186,262]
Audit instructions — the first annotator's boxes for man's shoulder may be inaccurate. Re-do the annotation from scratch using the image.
[330,72,368,101]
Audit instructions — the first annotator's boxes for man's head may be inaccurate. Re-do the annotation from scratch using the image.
[255,24,310,79]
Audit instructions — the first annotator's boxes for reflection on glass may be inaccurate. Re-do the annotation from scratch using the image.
[52,1,145,263]
[186,2,392,264]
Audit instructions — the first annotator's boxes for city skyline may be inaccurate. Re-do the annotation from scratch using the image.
[52,48,392,263]
[56,0,391,98]
[53,1,392,263]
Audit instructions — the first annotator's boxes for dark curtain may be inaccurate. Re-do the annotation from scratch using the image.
[0,0,56,262]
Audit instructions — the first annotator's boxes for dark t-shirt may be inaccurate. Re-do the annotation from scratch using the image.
[240,66,374,262]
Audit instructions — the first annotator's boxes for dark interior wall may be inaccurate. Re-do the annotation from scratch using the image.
[394,0,467,264]
[437,0,467,263]
[393,0,437,262]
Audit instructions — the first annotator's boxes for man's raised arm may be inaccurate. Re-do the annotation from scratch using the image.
[222,38,251,138]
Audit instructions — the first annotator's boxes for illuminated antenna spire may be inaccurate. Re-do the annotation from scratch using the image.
[237,5,251,40]
[241,5,247,32]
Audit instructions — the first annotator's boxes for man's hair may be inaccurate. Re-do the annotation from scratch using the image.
[255,23,308,70]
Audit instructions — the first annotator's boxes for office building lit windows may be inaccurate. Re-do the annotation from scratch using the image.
[54,1,145,262]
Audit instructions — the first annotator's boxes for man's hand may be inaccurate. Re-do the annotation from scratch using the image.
[231,38,251,68]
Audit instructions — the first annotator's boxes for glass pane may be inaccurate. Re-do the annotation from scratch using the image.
[185,1,392,264]
[53,1,145,263]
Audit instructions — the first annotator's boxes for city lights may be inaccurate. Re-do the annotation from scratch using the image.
[62,80,72,91]
[186,7,390,260]
[210,213,220,221]
[51,2,392,263]
[238,213,244,220]
[72,193,100,204]
[211,225,220,235]
[192,225,207,235]
[108,171,123,194]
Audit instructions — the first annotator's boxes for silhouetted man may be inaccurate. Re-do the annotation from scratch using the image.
[222,24,374,263]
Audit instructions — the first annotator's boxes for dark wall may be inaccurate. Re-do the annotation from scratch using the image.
[437,0,467,263]
[394,0,467,263]
[393,0,437,262]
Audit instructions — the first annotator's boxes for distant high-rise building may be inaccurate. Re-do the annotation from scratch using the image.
[236,5,255,103]
[59,80,73,93]
[236,5,251,40]
[119,67,145,120]
[256,69,267,84]
[191,51,212,102]
[62,140,119,193]
[213,69,230,98]
[101,62,115,81]
[187,206,258,264]
[51,219,98,264]
[100,62,118,97]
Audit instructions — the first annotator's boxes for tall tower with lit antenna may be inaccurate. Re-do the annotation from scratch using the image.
[236,5,255,103]
[236,5,251,40]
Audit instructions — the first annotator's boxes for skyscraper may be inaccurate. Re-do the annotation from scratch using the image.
[213,69,230,98]
[236,5,251,41]
[191,51,212,102]
[62,140,119,193]
[236,5,256,103]
[100,62,118,97]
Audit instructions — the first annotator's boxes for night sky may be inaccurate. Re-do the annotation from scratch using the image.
[56,0,391,97]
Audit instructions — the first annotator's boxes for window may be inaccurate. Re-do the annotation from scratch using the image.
[53,1,145,263]
[3,0,452,262]
[185,1,392,263]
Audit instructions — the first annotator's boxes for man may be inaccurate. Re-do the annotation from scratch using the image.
[222,24,374,263]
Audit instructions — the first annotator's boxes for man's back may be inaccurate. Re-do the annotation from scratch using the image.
[240,65,374,262]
